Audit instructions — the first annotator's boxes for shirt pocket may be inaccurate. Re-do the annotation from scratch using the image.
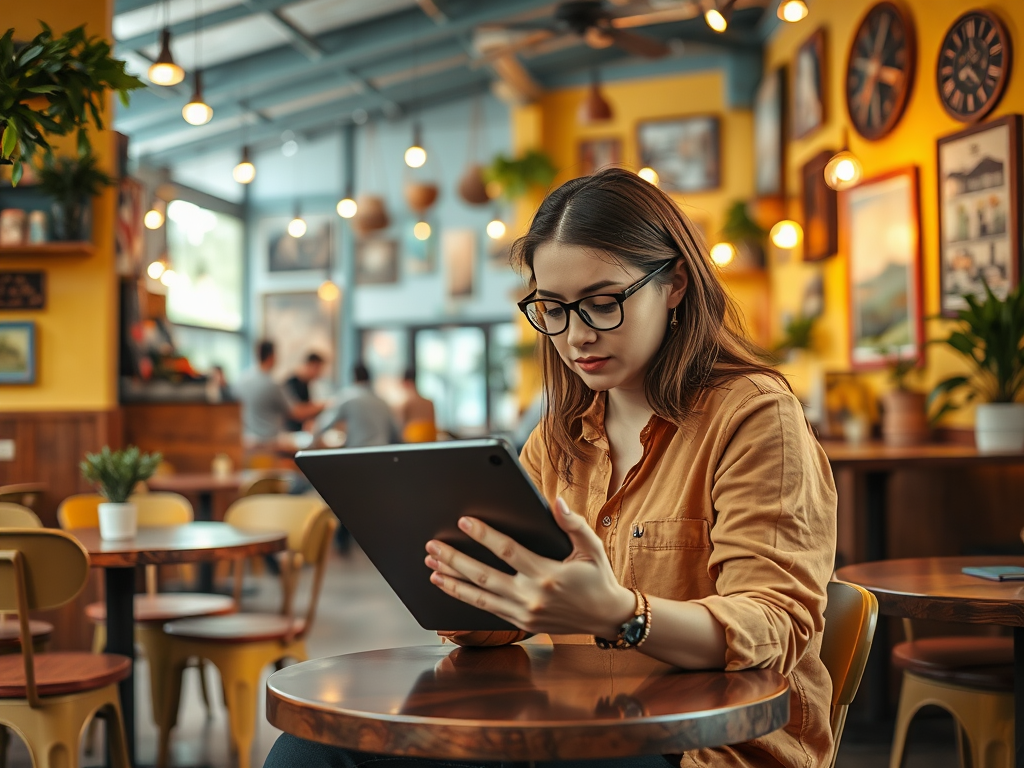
[627,518,712,600]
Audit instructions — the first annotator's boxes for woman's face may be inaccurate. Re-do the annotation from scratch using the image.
[532,242,684,394]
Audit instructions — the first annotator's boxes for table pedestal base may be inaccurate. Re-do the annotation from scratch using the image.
[105,567,136,767]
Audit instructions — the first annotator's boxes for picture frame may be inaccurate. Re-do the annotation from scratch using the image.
[842,167,923,370]
[0,271,45,310]
[578,137,622,176]
[355,237,400,285]
[266,214,333,273]
[802,149,839,261]
[792,27,826,140]
[754,65,786,197]
[443,229,477,300]
[261,292,336,384]
[636,115,720,193]
[0,321,37,384]
[115,177,145,277]
[937,114,1023,316]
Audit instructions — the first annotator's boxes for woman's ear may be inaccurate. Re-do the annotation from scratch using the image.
[667,261,688,309]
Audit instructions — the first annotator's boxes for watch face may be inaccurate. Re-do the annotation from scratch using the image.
[622,615,646,646]
[937,10,1012,123]
[846,2,916,140]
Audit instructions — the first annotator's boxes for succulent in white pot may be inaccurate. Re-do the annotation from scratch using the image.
[80,446,162,539]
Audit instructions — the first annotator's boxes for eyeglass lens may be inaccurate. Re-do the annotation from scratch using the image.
[525,296,623,335]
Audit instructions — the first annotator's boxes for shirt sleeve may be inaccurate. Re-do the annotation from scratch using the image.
[692,389,837,676]
[518,425,545,488]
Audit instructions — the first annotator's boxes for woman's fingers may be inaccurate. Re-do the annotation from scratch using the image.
[455,517,546,576]
[553,498,607,560]
[426,537,517,595]
[429,571,522,627]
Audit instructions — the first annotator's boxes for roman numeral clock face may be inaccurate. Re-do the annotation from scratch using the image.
[846,2,917,140]
[937,10,1012,123]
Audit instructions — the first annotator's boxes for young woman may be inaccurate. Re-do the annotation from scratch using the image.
[264,168,837,768]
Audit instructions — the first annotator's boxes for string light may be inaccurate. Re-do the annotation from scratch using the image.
[232,146,255,184]
[777,0,809,23]
[413,221,431,240]
[638,167,659,185]
[318,280,340,302]
[144,204,165,230]
[770,220,802,249]
[486,218,506,240]
[710,242,737,266]
[336,197,357,218]
[147,260,166,279]
[160,268,178,287]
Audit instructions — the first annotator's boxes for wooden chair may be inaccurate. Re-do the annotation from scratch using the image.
[155,495,336,768]
[238,474,290,497]
[0,485,44,511]
[0,504,51,653]
[57,493,233,731]
[0,529,131,768]
[820,580,879,768]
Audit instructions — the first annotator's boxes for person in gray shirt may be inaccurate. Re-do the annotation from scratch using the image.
[313,362,399,447]
[234,340,323,444]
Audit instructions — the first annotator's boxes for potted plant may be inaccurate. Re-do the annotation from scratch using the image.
[0,24,144,185]
[36,151,112,240]
[719,201,767,271]
[80,446,162,540]
[929,280,1024,451]
[879,347,929,447]
[484,150,557,201]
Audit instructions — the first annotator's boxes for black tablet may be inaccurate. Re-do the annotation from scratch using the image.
[294,438,573,630]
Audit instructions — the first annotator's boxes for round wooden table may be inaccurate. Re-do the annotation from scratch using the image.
[72,522,287,766]
[266,644,790,764]
[837,556,1024,768]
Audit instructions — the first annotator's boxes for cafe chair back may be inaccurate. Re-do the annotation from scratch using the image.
[0,485,43,511]
[155,495,336,768]
[0,529,131,768]
[238,474,290,497]
[820,580,878,768]
[0,505,42,529]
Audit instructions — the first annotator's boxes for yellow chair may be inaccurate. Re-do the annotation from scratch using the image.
[820,580,879,768]
[402,419,438,443]
[0,529,131,768]
[156,495,336,768]
[0,504,42,530]
[238,474,290,497]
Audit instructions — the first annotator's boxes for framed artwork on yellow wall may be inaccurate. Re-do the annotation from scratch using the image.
[754,65,786,197]
[792,27,826,140]
[842,167,923,370]
[578,138,621,176]
[0,321,37,385]
[937,114,1022,316]
[801,149,838,261]
[636,115,720,193]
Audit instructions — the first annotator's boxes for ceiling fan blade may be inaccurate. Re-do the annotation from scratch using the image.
[478,19,563,33]
[472,29,559,66]
[611,2,702,29]
[605,27,670,58]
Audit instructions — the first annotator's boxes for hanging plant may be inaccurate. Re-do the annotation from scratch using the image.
[484,150,557,201]
[0,24,145,185]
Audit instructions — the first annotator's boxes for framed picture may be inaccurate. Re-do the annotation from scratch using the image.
[0,271,45,310]
[262,292,336,383]
[115,177,145,277]
[355,238,399,285]
[578,138,621,176]
[443,229,477,299]
[404,222,437,275]
[0,321,37,384]
[937,114,1023,316]
[842,167,923,370]
[792,28,826,140]
[754,65,786,196]
[266,214,333,273]
[637,115,720,193]
[802,149,839,261]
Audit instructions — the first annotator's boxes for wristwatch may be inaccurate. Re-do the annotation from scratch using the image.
[595,589,652,650]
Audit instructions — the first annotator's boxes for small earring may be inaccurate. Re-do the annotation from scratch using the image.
[670,307,679,330]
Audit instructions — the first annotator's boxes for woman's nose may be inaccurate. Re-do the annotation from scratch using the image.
[565,310,597,348]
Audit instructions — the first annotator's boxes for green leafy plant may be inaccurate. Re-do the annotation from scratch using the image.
[484,149,557,200]
[721,200,767,244]
[928,280,1024,423]
[36,151,112,204]
[773,313,816,355]
[0,23,145,185]
[878,345,919,391]
[80,446,162,504]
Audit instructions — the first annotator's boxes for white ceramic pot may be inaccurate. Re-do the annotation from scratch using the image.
[975,403,1024,452]
[98,502,137,541]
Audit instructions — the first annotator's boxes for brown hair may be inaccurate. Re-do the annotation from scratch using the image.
[511,168,787,483]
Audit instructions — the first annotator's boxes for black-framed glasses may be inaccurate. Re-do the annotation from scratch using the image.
[517,259,674,337]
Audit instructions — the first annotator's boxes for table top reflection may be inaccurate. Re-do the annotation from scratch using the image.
[266,644,790,762]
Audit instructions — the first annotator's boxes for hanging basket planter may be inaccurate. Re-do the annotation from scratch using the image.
[352,194,390,237]
[404,182,439,215]
[458,164,491,206]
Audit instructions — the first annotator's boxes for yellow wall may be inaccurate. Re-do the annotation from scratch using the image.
[4,0,118,411]
[766,0,1024,424]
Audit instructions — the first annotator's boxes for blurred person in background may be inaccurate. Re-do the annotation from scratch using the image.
[397,368,437,443]
[234,340,324,446]
[284,352,327,432]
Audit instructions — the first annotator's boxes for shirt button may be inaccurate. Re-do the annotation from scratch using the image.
[601,515,612,527]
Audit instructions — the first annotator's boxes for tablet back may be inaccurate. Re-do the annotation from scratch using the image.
[295,439,573,630]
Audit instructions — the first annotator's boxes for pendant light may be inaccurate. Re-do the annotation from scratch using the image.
[318,214,339,302]
[413,220,431,240]
[770,220,803,249]
[486,216,506,240]
[288,205,307,238]
[824,129,863,191]
[144,199,166,229]
[637,167,659,185]
[777,0,809,23]
[233,146,255,184]
[149,28,185,86]
[182,0,213,126]
[404,122,427,168]
[336,125,358,218]
[578,69,613,125]
[709,242,737,266]
[704,0,733,32]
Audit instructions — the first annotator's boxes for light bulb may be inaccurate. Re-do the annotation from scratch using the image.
[288,217,307,238]
[705,8,728,32]
[148,28,185,86]
[147,260,166,279]
[770,220,802,249]
[183,99,213,126]
[638,167,660,185]
[318,280,340,302]
[405,145,427,168]
[160,268,177,287]
[710,242,737,266]
[233,147,255,184]
[777,0,809,22]
[144,208,165,229]
[486,219,506,240]
[413,221,431,240]
[336,197,357,218]
[824,150,863,190]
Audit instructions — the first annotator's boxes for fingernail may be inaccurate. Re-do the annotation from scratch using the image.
[557,498,572,515]
[425,556,438,569]
[430,573,444,585]
[458,517,472,532]
[426,542,440,556]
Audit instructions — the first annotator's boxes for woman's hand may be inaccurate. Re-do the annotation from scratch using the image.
[425,498,636,638]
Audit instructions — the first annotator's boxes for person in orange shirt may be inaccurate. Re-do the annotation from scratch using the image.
[264,168,837,768]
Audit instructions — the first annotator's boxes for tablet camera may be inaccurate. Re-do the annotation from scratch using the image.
[489,454,503,466]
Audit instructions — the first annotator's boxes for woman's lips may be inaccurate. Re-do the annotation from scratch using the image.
[575,356,610,373]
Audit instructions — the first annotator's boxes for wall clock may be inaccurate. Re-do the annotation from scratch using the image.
[937,9,1012,123]
[845,1,917,140]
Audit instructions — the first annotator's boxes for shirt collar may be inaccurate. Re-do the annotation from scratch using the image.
[579,391,668,446]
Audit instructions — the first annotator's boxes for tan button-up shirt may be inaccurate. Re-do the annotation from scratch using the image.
[520,373,838,768]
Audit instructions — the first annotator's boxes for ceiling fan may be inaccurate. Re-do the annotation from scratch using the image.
[476,1,707,61]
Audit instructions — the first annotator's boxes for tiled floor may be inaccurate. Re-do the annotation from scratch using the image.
[6,547,960,768]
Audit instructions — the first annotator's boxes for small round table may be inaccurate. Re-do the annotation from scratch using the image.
[837,556,1024,768]
[72,522,287,766]
[266,644,790,764]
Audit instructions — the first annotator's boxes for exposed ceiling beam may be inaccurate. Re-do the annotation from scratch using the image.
[116,3,268,51]
[247,1,324,61]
